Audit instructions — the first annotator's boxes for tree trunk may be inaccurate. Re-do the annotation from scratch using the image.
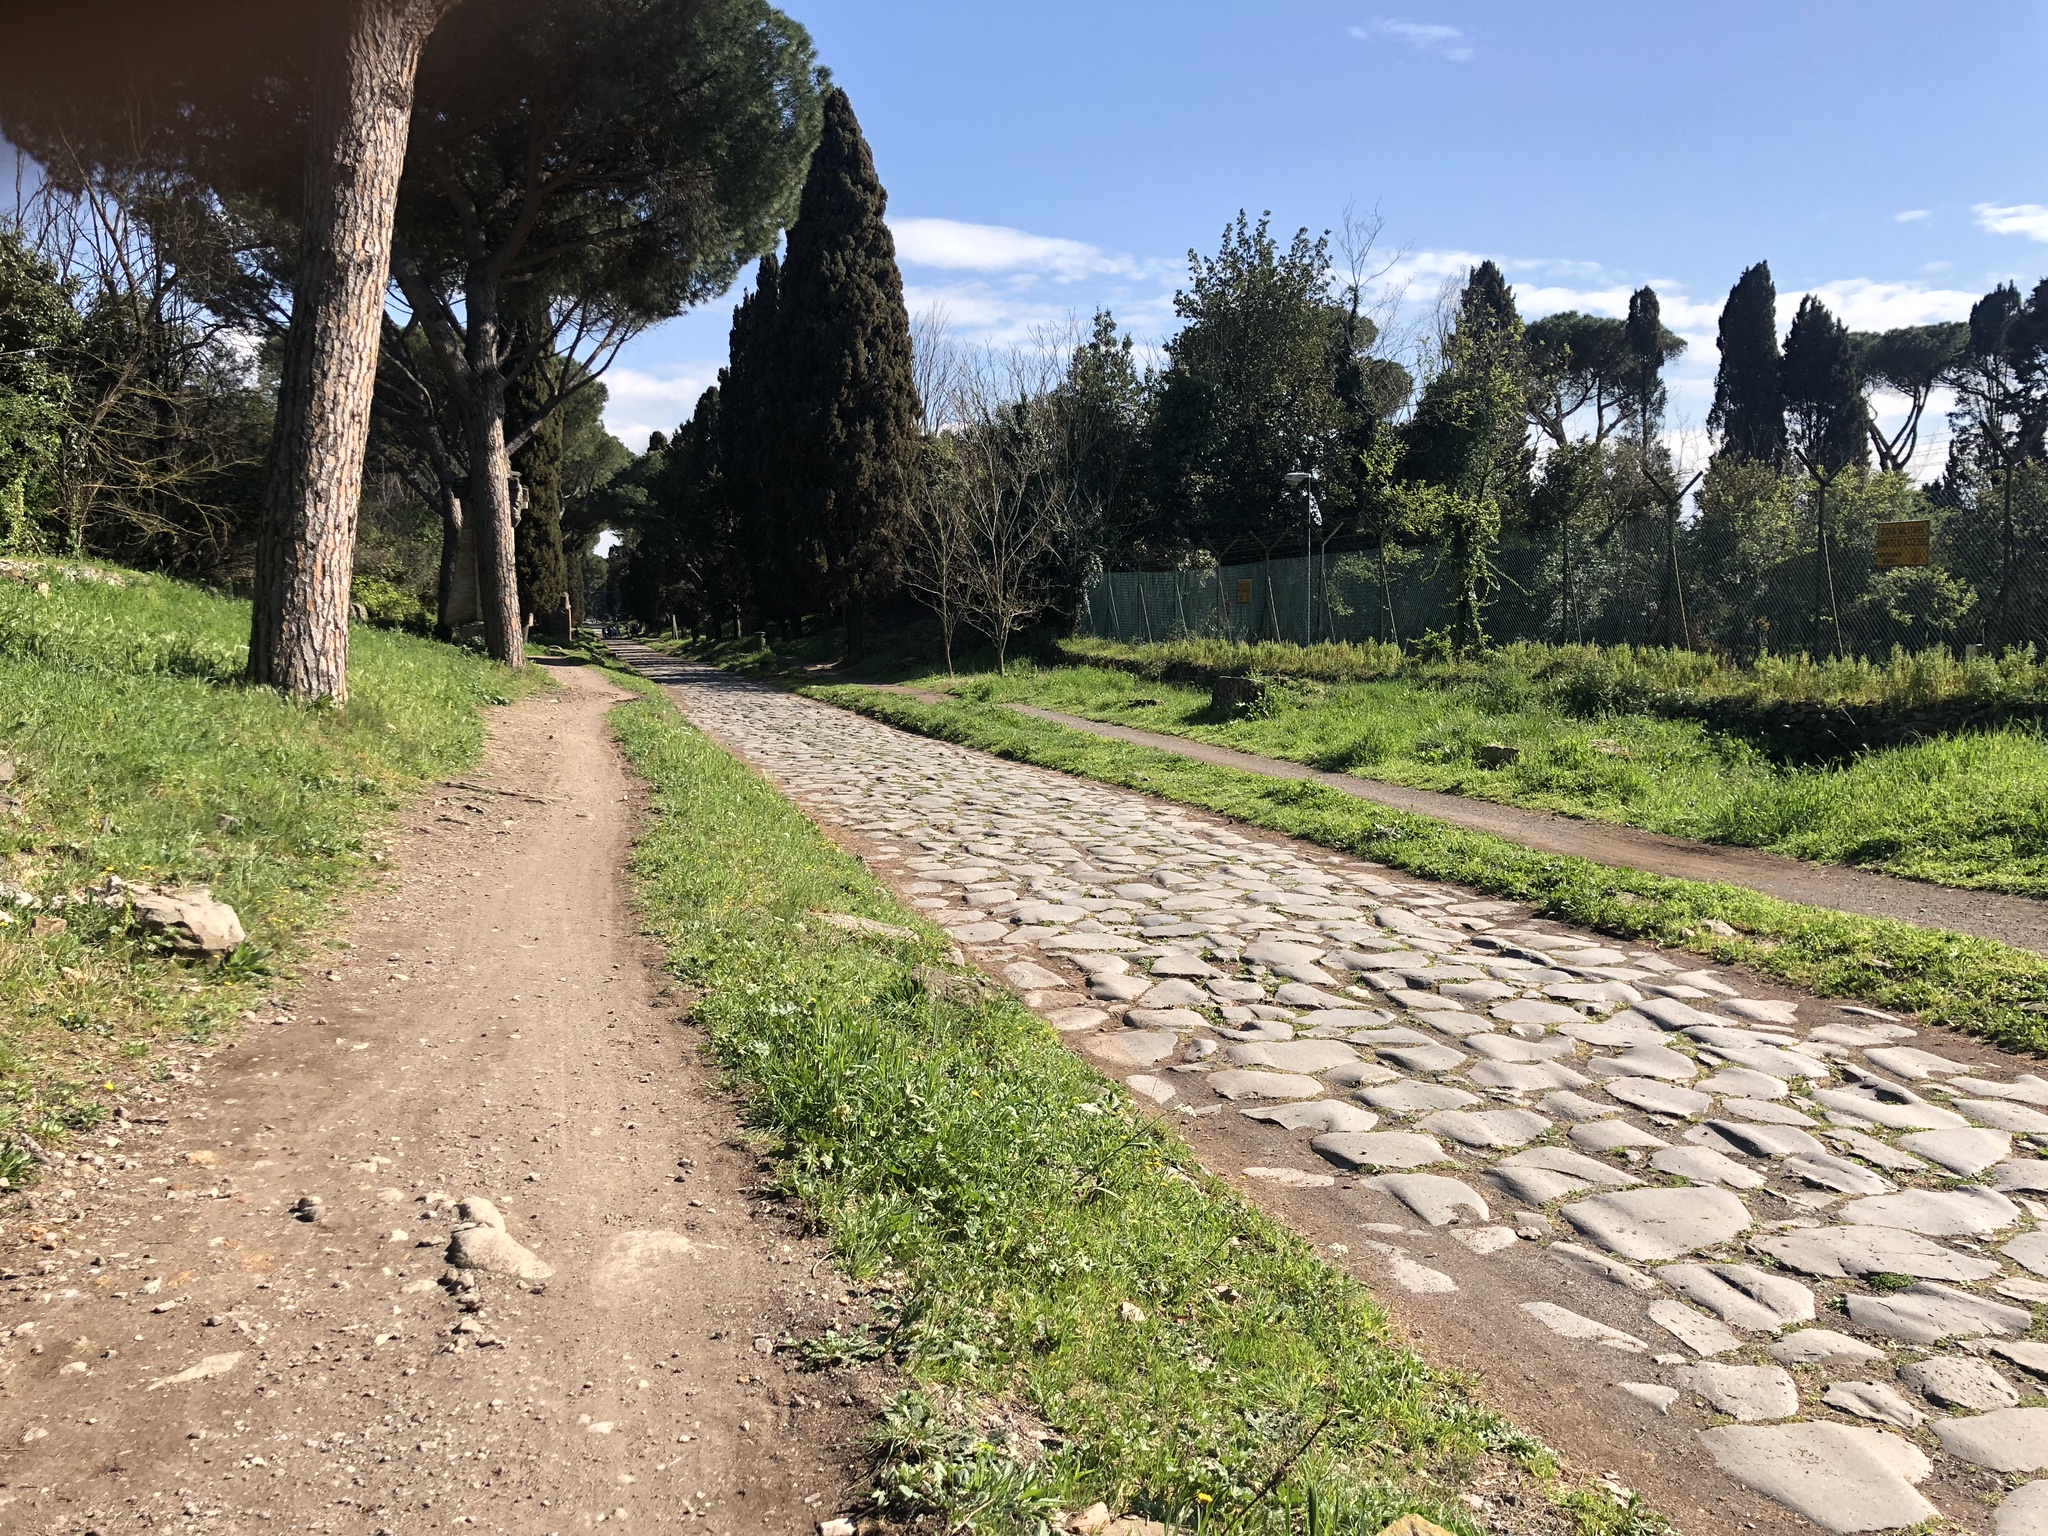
[433,484,463,639]
[248,0,452,703]
[844,592,865,664]
[460,293,524,668]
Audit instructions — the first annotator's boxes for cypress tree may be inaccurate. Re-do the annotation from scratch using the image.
[766,87,920,660]
[511,362,569,635]
[717,252,780,626]
[1781,295,1868,655]
[1710,262,1786,465]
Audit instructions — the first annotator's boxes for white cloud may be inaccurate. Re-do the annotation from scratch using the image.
[890,217,1163,282]
[1975,202,2048,242]
[1349,17,1476,62]
[600,365,718,451]
[1786,277,1976,331]
[1894,209,1931,223]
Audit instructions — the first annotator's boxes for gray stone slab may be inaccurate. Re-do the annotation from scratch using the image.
[1824,1381,1924,1429]
[1995,1341,2048,1378]
[1752,1224,2002,1282]
[1934,1408,2048,1473]
[1957,1075,2048,1108]
[1125,1006,1211,1031]
[1830,1128,1933,1173]
[1838,1185,2021,1237]
[1783,1152,1893,1196]
[1549,1241,1659,1291]
[1004,960,1070,990]
[1866,1045,1974,1080]
[1540,1090,1620,1122]
[1376,1043,1468,1073]
[1716,1097,1820,1126]
[1720,997,1801,1025]
[1705,1119,1827,1158]
[1241,1100,1380,1135]
[1898,1126,2013,1176]
[1366,1172,1490,1226]
[1997,1481,2048,1536]
[1704,1040,1836,1079]
[1354,1079,1480,1115]
[1697,1422,1935,1534]
[2002,1231,2048,1278]
[1272,981,1351,1009]
[1517,1300,1648,1352]
[1675,1361,1799,1421]
[1140,978,1214,1008]
[1813,1086,1969,1131]
[1562,1186,1751,1262]
[1604,1078,1711,1117]
[1044,1005,1112,1033]
[1659,1263,1814,1332]
[1224,1040,1360,1074]
[1150,953,1220,978]
[1649,1299,1742,1356]
[1468,1060,1591,1093]
[1651,1145,1766,1190]
[1086,1030,1180,1067]
[1499,1146,1640,1187]
[1465,1032,1576,1062]
[1962,1099,2048,1134]
[1587,1045,1700,1082]
[1900,1355,2019,1411]
[1700,1066,1791,1100]
[1997,1161,2048,1193]
[1559,1017,1667,1049]
[1568,1120,1671,1152]
[1769,1328,1888,1365]
[1416,1107,1552,1150]
[1632,996,1722,1030]
[1311,1131,1449,1170]
[1207,1068,1325,1101]
[1619,1382,1681,1414]
[1490,998,1583,1029]
[1846,1283,2032,1344]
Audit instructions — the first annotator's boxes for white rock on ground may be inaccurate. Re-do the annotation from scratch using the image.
[1697,1422,1936,1534]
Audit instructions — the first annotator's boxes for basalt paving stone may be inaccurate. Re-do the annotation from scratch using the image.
[1561,1186,1752,1262]
[1837,1185,2022,1236]
[1649,1299,1744,1356]
[1997,1341,2048,1378]
[1846,1283,2033,1344]
[1769,1329,1888,1365]
[1998,1481,2048,1536]
[1416,1107,1553,1150]
[1208,1069,1324,1101]
[1701,1421,1937,1533]
[1223,1039,1360,1073]
[1899,1355,2021,1411]
[1824,1381,1925,1430]
[1933,1408,2048,1473]
[1676,1362,1801,1421]
[1311,1130,1451,1171]
[647,660,2048,1536]
[1518,1301,1649,1353]
[1366,1172,1491,1226]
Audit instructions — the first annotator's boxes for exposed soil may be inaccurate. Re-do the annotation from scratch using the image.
[886,690,2048,956]
[0,661,881,1536]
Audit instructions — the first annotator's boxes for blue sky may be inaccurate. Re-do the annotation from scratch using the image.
[603,0,2048,466]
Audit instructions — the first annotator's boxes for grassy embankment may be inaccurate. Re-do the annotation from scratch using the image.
[605,666,1662,1536]
[923,637,2048,899]
[803,684,2048,1059]
[0,559,534,1181]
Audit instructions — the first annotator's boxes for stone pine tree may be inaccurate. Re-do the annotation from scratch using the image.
[511,360,571,637]
[717,254,780,628]
[1710,262,1787,466]
[766,88,921,661]
[1781,295,1869,656]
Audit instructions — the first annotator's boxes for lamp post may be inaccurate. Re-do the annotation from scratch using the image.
[1283,470,1321,644]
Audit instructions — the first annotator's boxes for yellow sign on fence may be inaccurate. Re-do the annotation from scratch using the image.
[1875,520,1931,569]
[1235,579,1254,605]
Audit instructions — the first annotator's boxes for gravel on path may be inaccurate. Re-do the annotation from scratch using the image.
[626,643,2048,1536]
[0,661,878,1535]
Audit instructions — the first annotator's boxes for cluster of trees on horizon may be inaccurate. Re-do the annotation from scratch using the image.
[614,204,2048,664]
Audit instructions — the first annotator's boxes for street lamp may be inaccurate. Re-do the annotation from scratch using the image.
[1283,470,1321,645]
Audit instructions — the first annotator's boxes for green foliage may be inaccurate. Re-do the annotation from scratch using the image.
[818,685,2048,1054]
[0,558,532,1181]
[608,677,1629,1533]
[0,229,76,530]
[1709,261,1786,466]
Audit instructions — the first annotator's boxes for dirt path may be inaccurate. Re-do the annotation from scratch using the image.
[871,687,2048,956]
[0,661,878,1536]
[624,645,2048,1536]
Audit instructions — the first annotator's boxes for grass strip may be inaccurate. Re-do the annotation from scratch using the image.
[0,559,537,1179]
[809,685,2048,1058]
[607,670,1672,1536]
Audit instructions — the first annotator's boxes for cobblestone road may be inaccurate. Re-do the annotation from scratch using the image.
[628,646,2048,1536]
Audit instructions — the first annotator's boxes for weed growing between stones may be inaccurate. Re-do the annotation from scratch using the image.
[812,687,2048,1058]
[609,674,1658,1536]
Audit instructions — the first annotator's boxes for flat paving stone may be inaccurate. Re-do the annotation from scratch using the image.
[1467,1060,1590,1093]
[1224,1040,1359,1074]
[1866,1045,1975,1080]
[1376,1043,1469,1073]
[1044,1005,1112,1033]
[1561,1186,1751,1262]
[1450,1225,1520,1253]
[1125,1074,1176,1105]
[1090,973,1154,1002]
[1721,997,1802,1025]
[1837,1185,2021,1236]
[1539,1090,1620,1121]
[1587,1045,1700,1082]
[1824,1381,1924,1429]
[1699,1066,1791,1100]
[1658,1263,1814,1332]
[1559,1017,1667,1049]
[1490,998,1583,1028]
[1366,1172,1490,1226]
[1569,1120,1671,1152]
[2000,1482,2048,1536]
[1619,1382,1680,1414]
[1934,1408,2048,1473]
[1518,1300,1648,1353]
[1604,1078,1712,1117]
[1126,1006,1212,1030]
[1769,1328,1888,1365]
[1675,1361,1799,1421]
[1311,1131,1450,1170]
[1995,1341,2048,1378]
[1900,1355,2020,1411]
[1208,1069,1323,1101]
[1242,1100,1380,1134]
[1416,1108,1552,1150]
[1465,1033,1576,1062]
[1960,1099,2048,1133]
[1813,1086,1969,1131]
[1697,1421,1935,1533]
[1004,961,1069,990]
[1497,1146,1640,1187]
[1086,1030,1180,1067]
[1847,1283,2033,1343]
[1898,1126,2013,1176]
[1651,1145,1767,1190]
[1354,1080,1480,1115]
[1753,1224,2003,1282]
[1650,1299,1743,1356]
[1549,1242,1659,1292]
[2006,1231,2048,1277]
[1783,1152,1894,1196]
[1705,1120,1827,1158]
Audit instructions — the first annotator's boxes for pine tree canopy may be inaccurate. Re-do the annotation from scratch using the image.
[1781,295,1868,483]
[1710,261,1786,465]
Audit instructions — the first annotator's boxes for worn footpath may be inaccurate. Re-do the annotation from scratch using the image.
[0,661,879,1535]
[623,643,2048,1536]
